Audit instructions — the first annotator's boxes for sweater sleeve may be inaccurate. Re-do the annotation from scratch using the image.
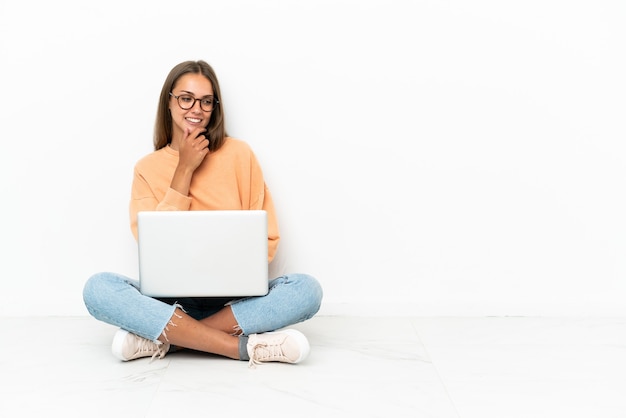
[261,183,280,263]
[247,150,280,263]
[129,167,192,241]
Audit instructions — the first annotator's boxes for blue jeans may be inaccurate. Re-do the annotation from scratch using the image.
[83,272,323,342]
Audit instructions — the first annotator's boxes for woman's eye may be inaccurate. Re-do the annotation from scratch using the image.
[180,96,194,103]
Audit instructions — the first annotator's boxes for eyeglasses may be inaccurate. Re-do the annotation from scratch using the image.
[170,92,219,112]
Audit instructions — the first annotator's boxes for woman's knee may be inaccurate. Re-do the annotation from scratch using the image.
[283,273,323,316]
[82,272,135,311]
[84,272,113,298]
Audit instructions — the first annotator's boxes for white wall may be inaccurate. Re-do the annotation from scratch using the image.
[1,0,624,317]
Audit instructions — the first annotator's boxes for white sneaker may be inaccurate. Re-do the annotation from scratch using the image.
[246,329,310,367]
[111,329,170,362]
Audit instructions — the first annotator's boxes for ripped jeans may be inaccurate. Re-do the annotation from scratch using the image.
[82,272,323,342]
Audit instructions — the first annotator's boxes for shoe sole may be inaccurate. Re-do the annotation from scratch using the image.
[111,328,130,361]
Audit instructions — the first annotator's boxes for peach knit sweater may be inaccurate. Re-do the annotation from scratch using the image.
[129,137,280,262]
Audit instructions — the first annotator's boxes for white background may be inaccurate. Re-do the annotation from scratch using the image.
[1,0,624,317]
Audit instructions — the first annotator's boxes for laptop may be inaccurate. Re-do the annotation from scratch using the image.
[137,210,269,297]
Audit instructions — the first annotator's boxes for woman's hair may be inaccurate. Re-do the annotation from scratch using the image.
[153,60,227,151]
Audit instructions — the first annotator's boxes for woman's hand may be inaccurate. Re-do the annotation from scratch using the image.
[178,127,210,172]
[170,127,209,196]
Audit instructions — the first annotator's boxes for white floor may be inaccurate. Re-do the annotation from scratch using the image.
[1,316,625,417]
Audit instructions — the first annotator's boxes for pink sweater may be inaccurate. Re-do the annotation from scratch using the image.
[129,137,280,262]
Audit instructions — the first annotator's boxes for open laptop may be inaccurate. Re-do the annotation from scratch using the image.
[137,210,269,297]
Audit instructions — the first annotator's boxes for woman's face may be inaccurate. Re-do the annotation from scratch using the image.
[169,73,214,140]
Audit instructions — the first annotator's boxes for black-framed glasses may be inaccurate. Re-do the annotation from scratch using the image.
[170,92,219,112]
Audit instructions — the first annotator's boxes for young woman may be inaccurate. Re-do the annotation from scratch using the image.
[83,60,323,366]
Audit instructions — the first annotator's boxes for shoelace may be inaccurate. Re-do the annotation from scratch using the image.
[248,341,286,368]
[150,344,168,363]
[134,338,168,363]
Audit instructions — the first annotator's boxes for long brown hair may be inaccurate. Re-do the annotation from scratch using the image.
[153,60,227,151]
